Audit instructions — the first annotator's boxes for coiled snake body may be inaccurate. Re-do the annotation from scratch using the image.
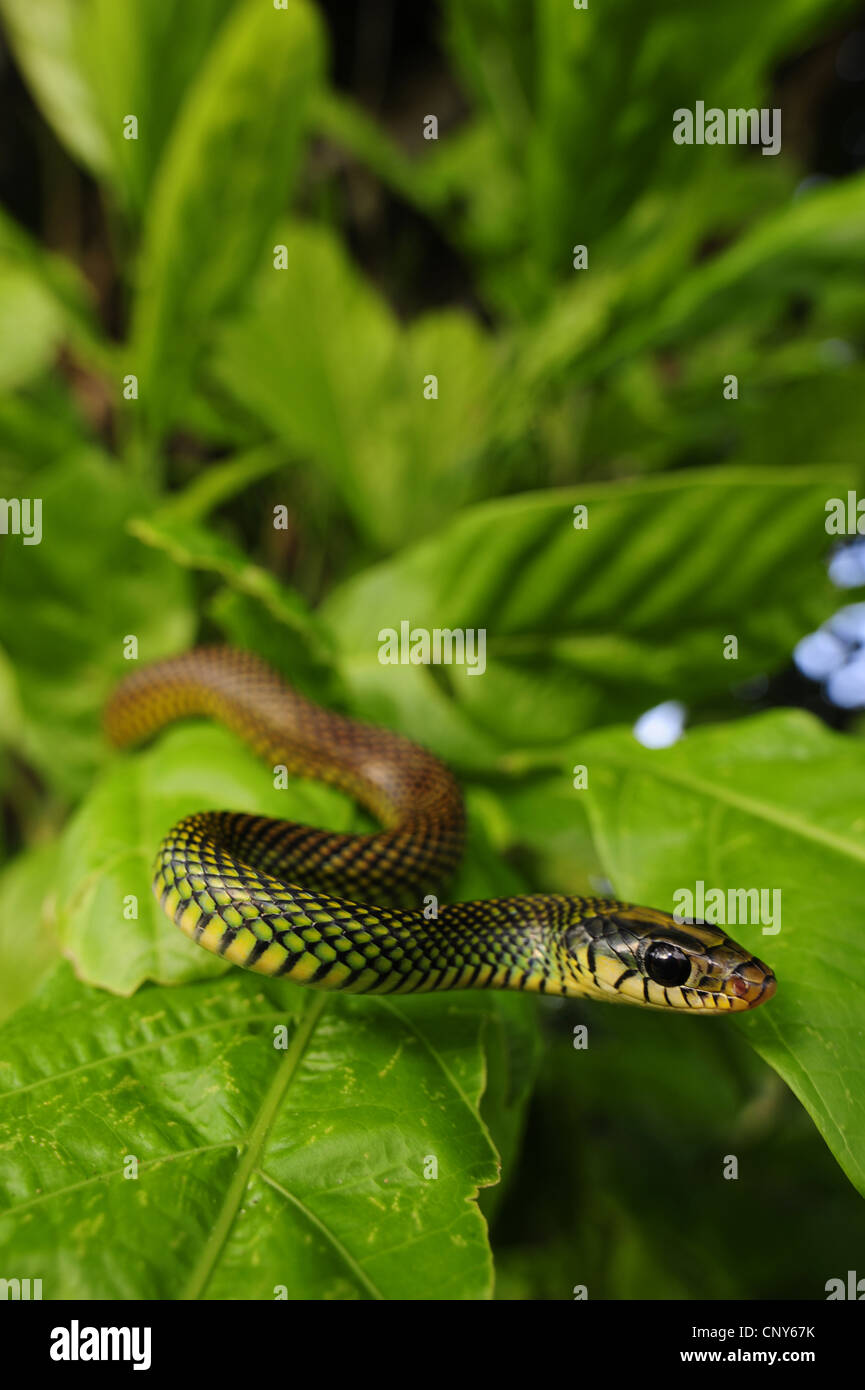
[105,649,776,1012]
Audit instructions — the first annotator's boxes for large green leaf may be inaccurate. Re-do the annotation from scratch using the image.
[512,171,865,401]
[579,708,865,1198]
[211,222,514,550]
[0,0,236,216]
[131,0,323,438]
[0,845,61,1022]
[321,467,858,767]
[435,0,857,309]
[128,512,328,658]
[607,173,865,367]
[737,366,865,471]
[0,450,194,797]
[0,263,64,391]
[0,0,111,178]
[129,508,338,699]
[0,962,535,1299]
[0,380,97,473]
[0,207,108,372]
[79,0,237,216]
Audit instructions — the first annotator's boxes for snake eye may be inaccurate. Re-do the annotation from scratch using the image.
[644,941,690,987]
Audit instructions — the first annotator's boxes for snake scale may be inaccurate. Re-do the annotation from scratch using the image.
[104,648,776,1012]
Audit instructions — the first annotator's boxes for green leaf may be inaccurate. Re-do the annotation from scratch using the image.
[0,207,108,373]
[0,0,238,216]
[0,264,65,390]
[129,509,336,693]
[737,366,865,471]
[321,466,858,766]
[0,450,194,797]
[211,222,512,550]
[131,0,324,438]
[436,0,859,307]
[0,382,95,471]
[0,0,112,178]
[509,171,865,404]
[612,174,865,363]
[78,0,237,216]
[128,514,317,637]
[580,708,865,1198]
[148,444,289,526]
[0,963,525,1298]
[481,774,604,897]
[0,645,23,744]
[0,845,61,1022]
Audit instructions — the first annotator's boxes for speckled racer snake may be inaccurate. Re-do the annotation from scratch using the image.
[104,648,776,1012]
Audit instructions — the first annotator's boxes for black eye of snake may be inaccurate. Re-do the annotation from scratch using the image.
[644,941,691,988]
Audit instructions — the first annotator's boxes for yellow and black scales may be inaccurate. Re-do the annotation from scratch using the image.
[105,648,776,1012]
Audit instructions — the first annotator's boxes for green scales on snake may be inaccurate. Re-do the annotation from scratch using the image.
[104,648,776,1013]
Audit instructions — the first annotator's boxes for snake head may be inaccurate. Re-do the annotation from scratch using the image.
[565,905,776,1012]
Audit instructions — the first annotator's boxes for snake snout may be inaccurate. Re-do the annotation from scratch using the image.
[725,955,777,1009]
[682,925,777,1012]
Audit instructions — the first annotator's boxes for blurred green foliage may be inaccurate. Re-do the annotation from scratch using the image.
[1,0,865,1299]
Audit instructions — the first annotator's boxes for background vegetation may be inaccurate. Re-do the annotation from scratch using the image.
[1,0,865,1299]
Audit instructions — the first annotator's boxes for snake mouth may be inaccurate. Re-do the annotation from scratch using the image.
[720,959,777,1010]
[691,953,777,1011]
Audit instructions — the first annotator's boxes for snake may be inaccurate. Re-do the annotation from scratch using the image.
[104,648,776,1012]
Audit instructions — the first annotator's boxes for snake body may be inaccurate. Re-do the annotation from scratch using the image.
[105,648,776,1012]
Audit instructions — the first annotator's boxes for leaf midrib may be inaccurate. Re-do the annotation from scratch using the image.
[181,991,328,1300]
